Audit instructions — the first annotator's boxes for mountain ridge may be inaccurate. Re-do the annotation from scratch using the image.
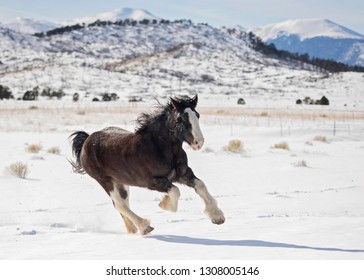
[1,9,363,107]
[252,18,364,66]
[3,17,61,34]
[253,18,364,41]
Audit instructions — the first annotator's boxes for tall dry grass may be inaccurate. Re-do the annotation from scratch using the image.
[7,161,29,179]
[224,139,244,153]
[26,143,42,153]
[272,141,290,150]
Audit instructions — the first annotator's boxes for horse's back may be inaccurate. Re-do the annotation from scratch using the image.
[81,126,133,172]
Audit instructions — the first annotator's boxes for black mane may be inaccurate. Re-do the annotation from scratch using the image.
[135,96,196,133]
[135,101,173,134]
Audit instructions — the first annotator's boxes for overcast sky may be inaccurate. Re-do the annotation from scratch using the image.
[0,0,363,33]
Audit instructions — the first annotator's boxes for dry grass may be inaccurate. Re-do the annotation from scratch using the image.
[47,146,61,155]
[26,143,42,153]
[203,147,215,153]
[224,139,244,153]
[293,160,308,167]
[7,161,29,179]
[272,141,290,150]
[313,135,328,142]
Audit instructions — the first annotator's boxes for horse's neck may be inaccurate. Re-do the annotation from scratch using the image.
[150,112,181,148]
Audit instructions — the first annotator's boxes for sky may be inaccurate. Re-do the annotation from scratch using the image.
[0,0,363,33]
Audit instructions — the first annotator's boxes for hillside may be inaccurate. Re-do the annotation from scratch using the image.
[0,16,363,109]
[3,17,60,34]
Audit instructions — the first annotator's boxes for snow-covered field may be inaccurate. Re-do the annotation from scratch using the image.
[1,99,364,260]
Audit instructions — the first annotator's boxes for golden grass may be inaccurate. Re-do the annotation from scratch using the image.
[224,139,244,153]
[7,161,28,179]
[202,147,215,153]
[272,141,290,150]
[26,143,42,153]
[313,135,328,142]
[47,146,61,155]
[294,160,308,167]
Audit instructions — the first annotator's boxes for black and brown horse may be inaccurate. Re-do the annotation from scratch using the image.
[69,96,225,235]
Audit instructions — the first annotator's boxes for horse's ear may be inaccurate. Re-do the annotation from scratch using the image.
[191,95,198,109]
[170,97,184,112]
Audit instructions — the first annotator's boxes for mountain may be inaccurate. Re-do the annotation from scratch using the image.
[0,18,312,101]
[63,7,160,25]
[252,18,364,66]
[3,17,60,34]
[1,11,363,109]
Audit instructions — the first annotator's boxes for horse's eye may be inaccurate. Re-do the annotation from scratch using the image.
[195,111,200,119]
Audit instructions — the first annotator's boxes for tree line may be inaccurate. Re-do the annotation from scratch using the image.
[34,19,193,37]
[0,84,121,102]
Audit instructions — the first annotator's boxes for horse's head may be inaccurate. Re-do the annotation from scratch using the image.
[171,95,204,150]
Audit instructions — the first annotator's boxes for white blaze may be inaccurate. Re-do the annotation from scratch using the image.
[185,108,204,150]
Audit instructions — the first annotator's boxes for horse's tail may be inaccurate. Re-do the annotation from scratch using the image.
[69,131,89,174]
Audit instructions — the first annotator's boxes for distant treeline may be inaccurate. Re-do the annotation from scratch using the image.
[0,84,121,102]
[34,19,193,37]
[246,31,364,73]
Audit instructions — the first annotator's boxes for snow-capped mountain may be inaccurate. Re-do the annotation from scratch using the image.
[0,17,312,101]
[252,18,364,66]
[253,18,364,41]
[3,17,60,34]
[1,10,363,109]
[63,7,160,25]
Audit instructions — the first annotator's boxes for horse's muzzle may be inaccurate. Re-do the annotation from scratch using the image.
[191,138,204,150]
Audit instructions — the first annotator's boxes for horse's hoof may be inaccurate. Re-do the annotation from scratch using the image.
[141,225,154,235]
[212,217,225,225]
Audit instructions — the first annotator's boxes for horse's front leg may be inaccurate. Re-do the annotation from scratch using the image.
[180,168,225,225]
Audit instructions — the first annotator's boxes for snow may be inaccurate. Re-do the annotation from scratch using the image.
[1,100,364,260]
[4,17,60,34]
[1,8,364,262]
[253,18,364,41]
[63,7,160,26]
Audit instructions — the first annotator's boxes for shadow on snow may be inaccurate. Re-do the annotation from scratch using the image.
[146,235,364,253]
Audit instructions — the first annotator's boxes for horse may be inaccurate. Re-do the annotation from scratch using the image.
[69,95,225,235]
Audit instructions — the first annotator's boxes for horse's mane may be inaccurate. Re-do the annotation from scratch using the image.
[135,100,173,133]
[135,96,193,133]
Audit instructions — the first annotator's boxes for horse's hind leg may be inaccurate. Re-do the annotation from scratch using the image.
[149,177,180,212]
[110,184,154,235]
[118,186,137,234]
[159,186,180,212]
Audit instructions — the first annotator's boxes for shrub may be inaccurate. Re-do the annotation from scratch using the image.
[26,144,42,153]
[313,135,328,142]
[7,162,28,179]
[0,84,14,100]
[272,141,290,150]
[47,146,61,155]
[224,139,243,153]
[292,160,308,167]
[203,147,214,153]
[237,98,245,105]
